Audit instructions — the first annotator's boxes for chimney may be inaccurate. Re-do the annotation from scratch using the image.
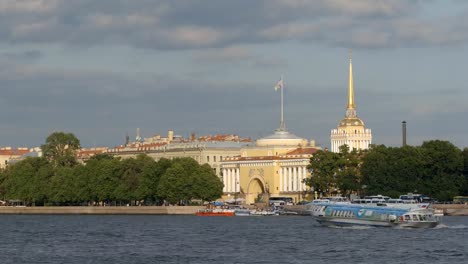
[402,121,407,146]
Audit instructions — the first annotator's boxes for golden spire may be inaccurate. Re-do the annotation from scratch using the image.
[348,49,355,109]
[345,49,357,118]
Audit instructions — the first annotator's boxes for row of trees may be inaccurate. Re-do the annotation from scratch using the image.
[0,132,223,206]
[306,140,468,201]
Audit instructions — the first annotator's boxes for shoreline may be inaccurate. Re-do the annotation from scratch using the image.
[0,204,467,216]
[0,206,205,215]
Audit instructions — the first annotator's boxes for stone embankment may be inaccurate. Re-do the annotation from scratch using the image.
[0,206,205,215]
[432,204,468,216]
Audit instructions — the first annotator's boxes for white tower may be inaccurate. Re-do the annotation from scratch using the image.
[330,50,372,152]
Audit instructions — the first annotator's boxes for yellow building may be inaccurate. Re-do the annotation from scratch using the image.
[331,51,372,152]
[220,76,320,204]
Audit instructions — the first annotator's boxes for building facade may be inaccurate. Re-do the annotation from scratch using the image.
[220,127,320,204]
[331,51,372,152]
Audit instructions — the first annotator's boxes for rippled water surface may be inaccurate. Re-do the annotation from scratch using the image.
[0,215,466,264]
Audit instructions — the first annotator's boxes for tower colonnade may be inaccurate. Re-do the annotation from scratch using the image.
[330,128,372,152]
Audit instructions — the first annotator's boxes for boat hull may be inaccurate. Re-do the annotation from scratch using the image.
[395,221,439,228]
[316,216,394,227]
[196,211,234,216]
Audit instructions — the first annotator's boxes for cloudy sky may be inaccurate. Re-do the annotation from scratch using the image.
[1,0,468,149]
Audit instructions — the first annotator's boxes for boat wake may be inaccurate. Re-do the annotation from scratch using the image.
[434,224,468,229]
[328,225,374,230]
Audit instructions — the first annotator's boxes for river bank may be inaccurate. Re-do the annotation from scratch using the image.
[0,204,467,216]
[0,206,205,215]
[432,204,468,216]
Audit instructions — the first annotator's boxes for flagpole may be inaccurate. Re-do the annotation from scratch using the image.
[280,74,284,130]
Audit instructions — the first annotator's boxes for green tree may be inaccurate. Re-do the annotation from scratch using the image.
[335,146,362,196]
[137,158,172,204]
[461,148,468,195]
[49,166,79,204]
[84,156,121,204]
[41,132,81,168]
[419,140,464,201]
[361,145,426,198]
[157,163,190,204]
[2,157,53,205]
[192,164,223,202]
[306,150,340,196]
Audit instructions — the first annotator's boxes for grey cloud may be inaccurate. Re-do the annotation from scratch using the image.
[1,60,467,148]
[1,50,42,61]
[1,0,465,49]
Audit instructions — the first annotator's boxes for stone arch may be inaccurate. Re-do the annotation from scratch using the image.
[246,176,266,205]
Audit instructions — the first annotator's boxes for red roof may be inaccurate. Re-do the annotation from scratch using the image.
[286,147,319,155]
[0,149,30,156]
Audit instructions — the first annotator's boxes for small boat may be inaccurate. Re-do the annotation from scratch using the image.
[195,208,235,216]
[234,208,251,216]
[393,210,441,228]
[249,209,280,216]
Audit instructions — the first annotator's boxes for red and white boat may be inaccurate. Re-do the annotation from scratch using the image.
[195,208,235,216]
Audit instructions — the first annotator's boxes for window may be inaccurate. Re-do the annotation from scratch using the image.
[214,156,216,162]
[207,156,210,162]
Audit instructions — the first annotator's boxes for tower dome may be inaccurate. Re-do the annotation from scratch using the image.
[338,117,365,128]
[256,129,307,147]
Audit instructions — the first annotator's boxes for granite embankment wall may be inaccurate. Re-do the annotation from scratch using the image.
[0,206,205,215]
[432,204,468,216]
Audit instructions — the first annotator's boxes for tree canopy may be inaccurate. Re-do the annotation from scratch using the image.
[307,140,467,201]
[41,132,81,168]
[1,132,223,206]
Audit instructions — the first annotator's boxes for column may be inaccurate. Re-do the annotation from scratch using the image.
[283,168,287,192]
[302,166,307,190]
[279,167,283,192]
[287,167,291,192]
[292,167,297,192]
[236,168,240,193]
[222,168,227,192]
[231,168,235,193]
[227,169,232,193]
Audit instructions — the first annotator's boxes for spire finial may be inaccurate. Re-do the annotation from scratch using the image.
[346,49,356,117]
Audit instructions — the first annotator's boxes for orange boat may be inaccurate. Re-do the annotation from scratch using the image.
[195,208,235,216]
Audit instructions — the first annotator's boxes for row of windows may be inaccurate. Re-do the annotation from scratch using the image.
[331,210,355,218]
[206,155,223,163]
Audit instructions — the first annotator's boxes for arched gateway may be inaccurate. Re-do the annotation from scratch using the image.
[246,176,267,205]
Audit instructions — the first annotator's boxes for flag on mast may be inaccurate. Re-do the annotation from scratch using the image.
[274,76,284,91]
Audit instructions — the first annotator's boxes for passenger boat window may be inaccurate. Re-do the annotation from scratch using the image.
[405,215,411,221]
[412,215,418,221]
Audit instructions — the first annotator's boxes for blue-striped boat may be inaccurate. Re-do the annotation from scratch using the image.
[308,202,440,228]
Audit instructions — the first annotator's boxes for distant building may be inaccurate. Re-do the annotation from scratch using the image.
[77,147,109,163]
[330,51,372,152]
[0,147,41,168]
[106,130,252,179]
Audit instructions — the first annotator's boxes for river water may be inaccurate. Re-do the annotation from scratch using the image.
[0,215,466,264]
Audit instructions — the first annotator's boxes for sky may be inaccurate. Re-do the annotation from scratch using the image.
[1,0,468,149]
